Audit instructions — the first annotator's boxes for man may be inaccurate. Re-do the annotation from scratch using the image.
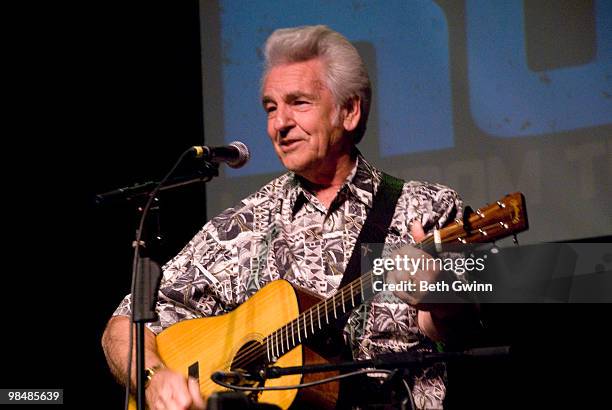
[102,25,474,409]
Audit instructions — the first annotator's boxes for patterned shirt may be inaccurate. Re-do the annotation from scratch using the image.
[113,155,462,409]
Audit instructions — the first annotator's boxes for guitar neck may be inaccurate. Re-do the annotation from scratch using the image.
[263,192,528,362]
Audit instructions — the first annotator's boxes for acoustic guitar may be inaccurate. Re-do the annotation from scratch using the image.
[129,192,528,409]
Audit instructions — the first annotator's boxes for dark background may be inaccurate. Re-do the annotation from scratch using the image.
[4,1,610,408]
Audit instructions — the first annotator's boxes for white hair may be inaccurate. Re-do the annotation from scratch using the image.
[262,25,372,143]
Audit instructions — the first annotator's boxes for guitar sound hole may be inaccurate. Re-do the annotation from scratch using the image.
[230,340,268,401]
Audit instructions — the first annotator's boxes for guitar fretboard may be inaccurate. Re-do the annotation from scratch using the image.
[263,270,377,362]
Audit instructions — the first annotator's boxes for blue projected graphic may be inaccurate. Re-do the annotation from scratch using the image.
[466,0,612,137]
[219,0,453,175]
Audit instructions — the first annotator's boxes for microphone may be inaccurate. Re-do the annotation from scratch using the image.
[211,370,254,386]
[192,141,250,168]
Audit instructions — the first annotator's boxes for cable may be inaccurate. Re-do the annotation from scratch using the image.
[402,378,415,410]
[211,369,393,392]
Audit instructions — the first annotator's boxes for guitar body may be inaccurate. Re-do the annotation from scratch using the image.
[129,279,339,410]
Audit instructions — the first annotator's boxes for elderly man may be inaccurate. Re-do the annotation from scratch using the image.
[102,25,475,410]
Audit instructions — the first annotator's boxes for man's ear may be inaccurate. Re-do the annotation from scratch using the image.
[342,96,361,132]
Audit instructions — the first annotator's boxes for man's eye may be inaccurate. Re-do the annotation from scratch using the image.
[265,106,276,113]
[294,100,308,105]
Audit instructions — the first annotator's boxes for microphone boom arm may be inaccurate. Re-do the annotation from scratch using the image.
[95,162,219,204]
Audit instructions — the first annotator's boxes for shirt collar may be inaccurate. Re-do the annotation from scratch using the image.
[283,152,380,216]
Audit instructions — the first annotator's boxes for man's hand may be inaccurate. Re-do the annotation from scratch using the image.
[101,316,207,409]
[385,221,441,308]
[388,220,480,342]
[145,369,206,410]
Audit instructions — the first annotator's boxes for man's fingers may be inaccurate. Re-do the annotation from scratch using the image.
[188,377,206,410]
[166,382,192,410]
[146,370,199,410]
[410,220,426,242]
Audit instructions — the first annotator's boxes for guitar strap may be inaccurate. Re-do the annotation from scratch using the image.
[339,172,404,289]
[306,173,404,363]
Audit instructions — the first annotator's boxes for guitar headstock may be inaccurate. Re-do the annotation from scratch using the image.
[440,192,529,244]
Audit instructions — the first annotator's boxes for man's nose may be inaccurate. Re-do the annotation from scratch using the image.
[274,105,295,133]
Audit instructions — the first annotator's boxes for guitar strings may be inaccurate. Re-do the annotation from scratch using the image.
[228,271,370,370]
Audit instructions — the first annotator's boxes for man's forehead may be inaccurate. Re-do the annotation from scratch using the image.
[262,90,319,102]
[262,66,328,102]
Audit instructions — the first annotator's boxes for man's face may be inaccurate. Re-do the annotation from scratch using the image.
[262,59,353,180]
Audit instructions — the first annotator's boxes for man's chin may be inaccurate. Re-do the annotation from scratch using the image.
[278,155,321,179]
[280,158,308,174]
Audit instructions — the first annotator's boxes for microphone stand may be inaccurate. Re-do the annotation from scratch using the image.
[131,251,162,410]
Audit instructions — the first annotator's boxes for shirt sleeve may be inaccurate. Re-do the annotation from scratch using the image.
[389,180,463,242]
[407,180,463,234]
[112,201,259,335]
